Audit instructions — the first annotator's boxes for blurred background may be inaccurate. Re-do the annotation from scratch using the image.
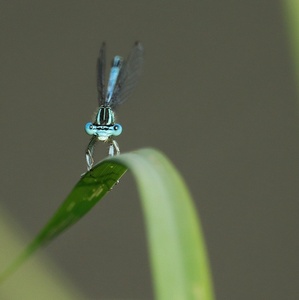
[0,1,298,299]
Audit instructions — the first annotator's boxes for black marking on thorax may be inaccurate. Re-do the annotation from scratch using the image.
[96,106,114,125]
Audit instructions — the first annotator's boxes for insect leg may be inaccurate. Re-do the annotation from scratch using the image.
[86,136,98,170]
[108,138,120,156]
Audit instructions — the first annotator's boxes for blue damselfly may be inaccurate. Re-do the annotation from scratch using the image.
[85,42,144,170]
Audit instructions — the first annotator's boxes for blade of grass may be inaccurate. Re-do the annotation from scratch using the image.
[111,149,214,300]
[283,0,299,107]
[0,148,214,300]
[0,161,127,282]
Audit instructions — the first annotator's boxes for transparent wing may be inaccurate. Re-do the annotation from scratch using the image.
[97,42,106,105]
[109,42,144,109]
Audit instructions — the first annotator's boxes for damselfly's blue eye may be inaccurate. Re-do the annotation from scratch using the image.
[85,122,94,135]
[113,124,122,136]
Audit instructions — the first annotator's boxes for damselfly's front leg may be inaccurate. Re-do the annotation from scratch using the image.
[108,138,120,156]
[86,135,98,171]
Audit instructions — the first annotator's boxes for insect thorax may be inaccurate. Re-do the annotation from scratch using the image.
[95,106,115,125]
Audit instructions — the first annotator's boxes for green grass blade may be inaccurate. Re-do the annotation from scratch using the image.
[0,161,127,282]
[284,0,299,107]
[111,149,214,300]
[0,148,214,300]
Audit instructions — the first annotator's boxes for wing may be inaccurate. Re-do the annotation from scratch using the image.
[97,42,106,105]
[109,42,144,109]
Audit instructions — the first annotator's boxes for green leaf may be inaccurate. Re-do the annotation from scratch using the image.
[0,160,127,283]
[0,148,214,300]
[284,0,299,105]
[111,149,214,300]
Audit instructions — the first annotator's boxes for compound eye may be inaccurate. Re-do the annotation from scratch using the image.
[85,122,95,135]
[113,123,122,136]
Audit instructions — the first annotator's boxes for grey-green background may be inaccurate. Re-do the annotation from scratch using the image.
[1,1,298,299]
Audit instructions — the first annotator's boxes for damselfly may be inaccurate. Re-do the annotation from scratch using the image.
[85,42,144,170]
